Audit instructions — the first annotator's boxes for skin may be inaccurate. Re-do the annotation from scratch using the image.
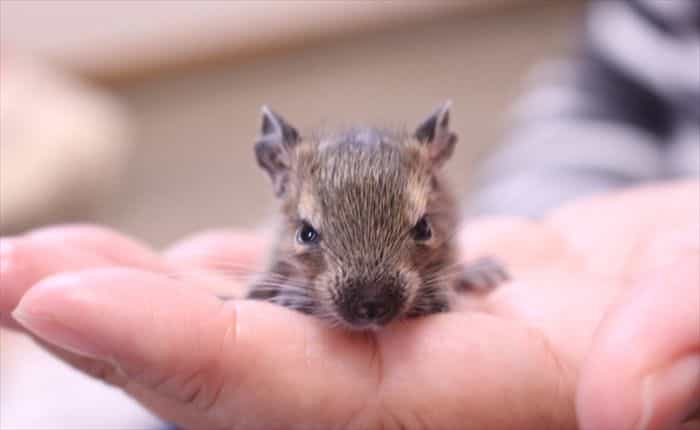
[1,180,698,429]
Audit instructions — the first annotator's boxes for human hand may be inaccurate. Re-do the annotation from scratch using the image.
[466,181,700,430]
[1,180,697,429]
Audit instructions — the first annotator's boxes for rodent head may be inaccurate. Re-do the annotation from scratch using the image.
[254,102,460,330]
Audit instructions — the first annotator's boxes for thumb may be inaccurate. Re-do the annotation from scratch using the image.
[12,268,374,430]
[12,268,239,429]
[577,226,700,430]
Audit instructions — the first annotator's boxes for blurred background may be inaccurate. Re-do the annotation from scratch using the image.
[0,1,583,428]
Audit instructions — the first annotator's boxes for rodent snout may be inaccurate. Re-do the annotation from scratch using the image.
[336,280,405,327]
[354,299,392,321]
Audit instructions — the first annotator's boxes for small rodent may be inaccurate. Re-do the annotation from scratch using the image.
[247,102,508,330]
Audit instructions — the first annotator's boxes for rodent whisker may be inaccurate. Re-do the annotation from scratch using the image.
[310,309,344,327]
[204,262,260,271]
[421,263,458,278]
[164,268,250,287]
[169,263,314,286]
[258,271,314,284]
[167,265,262,282]
[270,291,318,315]
[422,267,461,283]
[269,289,312,299]
[250,283,311,293]
[249,275,313,288]
[173,258,260,270]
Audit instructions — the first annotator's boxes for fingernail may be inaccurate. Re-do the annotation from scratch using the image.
[12,275,105,359]
[638,355,700,430]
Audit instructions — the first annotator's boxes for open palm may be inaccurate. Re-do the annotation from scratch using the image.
[1,181,697,430]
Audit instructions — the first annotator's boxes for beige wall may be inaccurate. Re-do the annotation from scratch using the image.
[99,1,583,247]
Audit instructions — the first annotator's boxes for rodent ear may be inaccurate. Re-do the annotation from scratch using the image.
[255,106,300,197]
[414,100,458,168]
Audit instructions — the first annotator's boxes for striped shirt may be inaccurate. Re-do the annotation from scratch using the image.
[468,0,700,218]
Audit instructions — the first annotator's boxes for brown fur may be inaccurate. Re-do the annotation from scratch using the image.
[248,112,464,328]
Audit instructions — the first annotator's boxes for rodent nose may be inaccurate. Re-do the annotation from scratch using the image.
[338,282,404,326]
[355,299,391,321]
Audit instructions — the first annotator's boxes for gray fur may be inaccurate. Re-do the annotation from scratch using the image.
[255,106,299,196]
[247,103,506,329]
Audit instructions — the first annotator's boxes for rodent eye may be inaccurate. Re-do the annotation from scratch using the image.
[297,221,320,245]
[411,216,432,242]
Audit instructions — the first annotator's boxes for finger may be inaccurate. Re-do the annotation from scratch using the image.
[11,268,239,429]
[0,237,109,329]
[547,180,699,278]
[1,225,164,329]
[163,230,268,298]
[11,268,377,429]
[163,229,267,271]
[12,267,581,429]
[24,224,163,270]
[459,216,571,273]
[577,228,700,430]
